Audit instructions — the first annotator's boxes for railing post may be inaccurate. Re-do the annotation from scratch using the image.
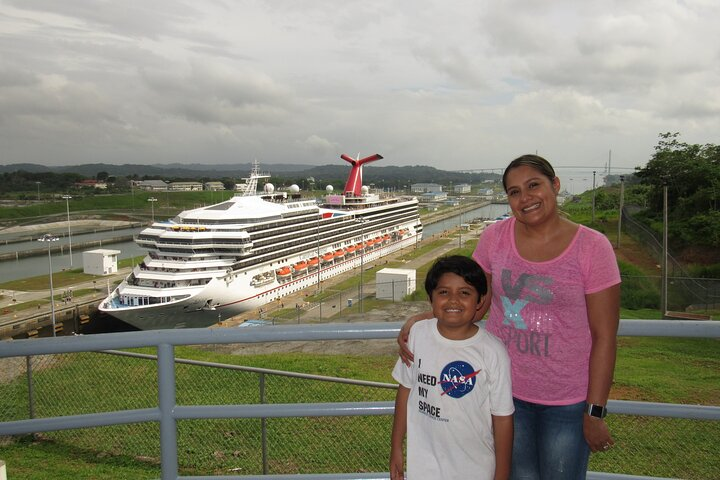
[26,356,35,419]
[260,372,268,475]
[157,343,178,480]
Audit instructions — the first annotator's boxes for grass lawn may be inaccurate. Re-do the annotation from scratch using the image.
[1,336,718,479]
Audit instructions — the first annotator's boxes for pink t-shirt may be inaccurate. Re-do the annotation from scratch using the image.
[472,217,621,405]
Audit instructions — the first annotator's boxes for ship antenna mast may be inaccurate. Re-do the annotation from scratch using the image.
[340,153,383,196]
[241,159,270,196]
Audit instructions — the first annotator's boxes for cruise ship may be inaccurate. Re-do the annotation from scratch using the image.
[100,154,422,329]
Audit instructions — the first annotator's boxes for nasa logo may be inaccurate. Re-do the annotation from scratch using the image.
[439,361,480,399]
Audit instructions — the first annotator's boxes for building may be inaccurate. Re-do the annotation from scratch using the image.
[420,191,448,202]
[375,268,416,301]
[82,249,121,276]
[453,183,472,194]
[136,180,169,191]
[411,183,443,193]
[204,181,225,191]
[168,182,203,191]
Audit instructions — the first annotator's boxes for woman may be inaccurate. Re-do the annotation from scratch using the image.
[399,154,620,479]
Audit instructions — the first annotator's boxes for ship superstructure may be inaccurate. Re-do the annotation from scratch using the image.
[100,155,422,329]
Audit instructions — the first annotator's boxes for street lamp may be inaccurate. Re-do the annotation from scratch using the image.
[591,171,596,224]
[35,181,41,216]
[62,195,73,267]
[616,175,625,248]
[38,234,59,337]
[148,197,158,223]
[355,218,367,315]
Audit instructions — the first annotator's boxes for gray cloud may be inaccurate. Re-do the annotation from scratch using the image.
[0,0,718,170]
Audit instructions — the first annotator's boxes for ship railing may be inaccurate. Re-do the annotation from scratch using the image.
[0,320,718,480]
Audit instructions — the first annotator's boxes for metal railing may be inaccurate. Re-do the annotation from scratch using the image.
[1,320,719,480]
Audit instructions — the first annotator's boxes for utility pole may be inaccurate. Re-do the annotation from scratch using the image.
[616,175,625,248]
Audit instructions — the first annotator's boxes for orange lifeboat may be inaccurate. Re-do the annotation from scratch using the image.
[374,236,382,244]
[365,240,374,248]
[346,245,356,254]
[398,229,407,236]
[383,234,391,242]
[356,242,364,250]
[334,249,345,258]
[276,266,292,278]
[322,252,335,263]
[308,257,319,266]
[294,261,308,273]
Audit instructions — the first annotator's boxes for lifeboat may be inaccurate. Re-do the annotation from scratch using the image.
[171,225,181,231]
[346,245,356,255]
[398,229,407,236]
[276,266,292,279]
[322,252,335,263]
[294,261,308,273]
[334,249,345,258]
[374,236,382,244]
[383,234,391,242]
[365,240,374,248]
[309,257,320,266]
[356,242,364,251]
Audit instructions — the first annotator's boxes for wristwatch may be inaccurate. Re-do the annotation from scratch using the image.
[586,403,607,419]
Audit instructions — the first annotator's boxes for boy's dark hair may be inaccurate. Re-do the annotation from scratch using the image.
[424,255,487,301]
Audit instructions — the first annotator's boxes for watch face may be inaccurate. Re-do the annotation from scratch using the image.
[588,404,606,418]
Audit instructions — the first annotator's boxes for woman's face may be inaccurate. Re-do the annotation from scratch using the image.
[504,165,560,226]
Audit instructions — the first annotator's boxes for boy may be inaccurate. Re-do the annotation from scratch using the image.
[390,255,514,480]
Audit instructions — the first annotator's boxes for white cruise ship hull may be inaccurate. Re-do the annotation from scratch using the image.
[101,233,419,330]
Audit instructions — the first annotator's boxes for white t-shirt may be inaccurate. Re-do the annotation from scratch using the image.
[392,319,514,480]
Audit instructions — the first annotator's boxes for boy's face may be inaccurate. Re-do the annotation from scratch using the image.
[430,272,482,328]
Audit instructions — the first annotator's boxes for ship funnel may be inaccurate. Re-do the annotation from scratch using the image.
[340,153,383,196]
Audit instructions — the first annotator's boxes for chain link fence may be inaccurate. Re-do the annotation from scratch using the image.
[1,347,718,479]
[621,208,720,312]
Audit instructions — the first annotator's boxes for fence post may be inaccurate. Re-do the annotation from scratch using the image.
[260,372,268,475]
[157,343,178,480]
[26,356,35,419]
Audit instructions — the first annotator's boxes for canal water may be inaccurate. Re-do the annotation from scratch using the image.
[0,203,510,282]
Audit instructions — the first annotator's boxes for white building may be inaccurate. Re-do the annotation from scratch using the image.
[375,268,416,301]
[453,183,472,193]
[82,249,121,276]
[411,183,443,193]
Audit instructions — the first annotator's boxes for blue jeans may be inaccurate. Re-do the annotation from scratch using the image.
[510,398,590,480]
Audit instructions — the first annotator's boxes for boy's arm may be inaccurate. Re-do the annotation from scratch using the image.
[491,414,513,480]
[390,385,410,480]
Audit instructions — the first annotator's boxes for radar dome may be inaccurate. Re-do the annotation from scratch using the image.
[264,183,275,194]
[361,185,369,194]
[289,184,300,193]
[325,185,334,193]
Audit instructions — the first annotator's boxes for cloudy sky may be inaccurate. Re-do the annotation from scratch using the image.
[1,0,718,173]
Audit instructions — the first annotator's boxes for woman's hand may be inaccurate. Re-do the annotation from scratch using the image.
[583,415,614,453]
[397,311,431,366]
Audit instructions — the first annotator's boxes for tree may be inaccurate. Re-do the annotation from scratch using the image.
[634,132,720,247]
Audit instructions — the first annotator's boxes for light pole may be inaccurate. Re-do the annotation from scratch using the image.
[591,171,596,224]
[616,175,625,248]
[316,213,321,291]
[62,195,73,267]
[35,181,41,216]
[148,197,157,223]
[38,234,59,337]
[458,209,462,248]
[355,218,367,315]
